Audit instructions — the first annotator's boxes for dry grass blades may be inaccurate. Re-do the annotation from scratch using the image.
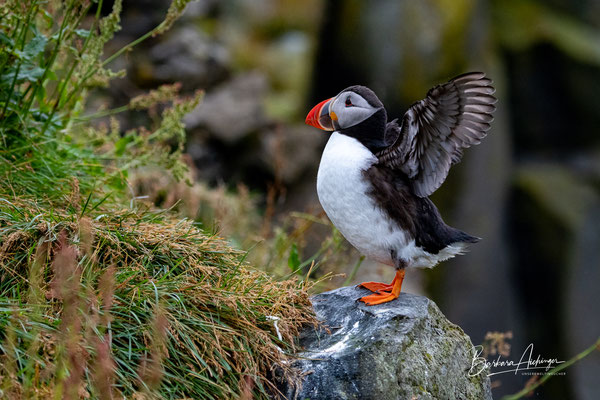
[0,198,316,399]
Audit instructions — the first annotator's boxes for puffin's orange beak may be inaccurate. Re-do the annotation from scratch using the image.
[305,98,335,131]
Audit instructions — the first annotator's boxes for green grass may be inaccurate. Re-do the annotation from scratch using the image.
[0,0,316,398]
[0,0,198,208]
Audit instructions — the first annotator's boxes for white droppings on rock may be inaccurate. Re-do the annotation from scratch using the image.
[313,320,361,357]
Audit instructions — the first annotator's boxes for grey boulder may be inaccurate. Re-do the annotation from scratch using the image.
[184,72,268,143]
[281,286,492,400]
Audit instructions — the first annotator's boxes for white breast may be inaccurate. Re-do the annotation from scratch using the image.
[316,132,466,269]
[316,132,407,266]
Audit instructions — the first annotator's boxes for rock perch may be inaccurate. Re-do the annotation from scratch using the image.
[280,286,492,400]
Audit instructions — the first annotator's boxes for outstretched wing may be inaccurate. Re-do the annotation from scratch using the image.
[377,72,497,197]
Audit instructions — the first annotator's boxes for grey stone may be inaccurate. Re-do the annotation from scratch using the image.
[184,72,269,143]
[281,286,492,400]
[150,26,230,88]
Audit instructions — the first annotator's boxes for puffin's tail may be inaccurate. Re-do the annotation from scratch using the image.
[448,228,480,245]
[434,228,480,263]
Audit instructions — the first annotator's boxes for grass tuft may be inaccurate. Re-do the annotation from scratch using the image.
[0,198,316,398]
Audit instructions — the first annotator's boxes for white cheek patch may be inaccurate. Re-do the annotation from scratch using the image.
[350,94,372,109]
[331,93,379,130]
[339,107,379,129]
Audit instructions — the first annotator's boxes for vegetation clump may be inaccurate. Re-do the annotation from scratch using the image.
[0,0,316,398]
[0,196,314,398]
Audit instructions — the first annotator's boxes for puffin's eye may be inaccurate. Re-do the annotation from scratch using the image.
[345,97,352,107]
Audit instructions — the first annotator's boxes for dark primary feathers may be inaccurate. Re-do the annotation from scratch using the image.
[377,72,497,197]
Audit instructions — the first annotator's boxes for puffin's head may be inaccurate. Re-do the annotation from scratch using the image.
[305,85,385,132]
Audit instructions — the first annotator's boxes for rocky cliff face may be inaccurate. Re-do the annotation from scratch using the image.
[280,286,492,400]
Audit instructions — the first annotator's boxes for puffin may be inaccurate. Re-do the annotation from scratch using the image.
[305,72,497,305]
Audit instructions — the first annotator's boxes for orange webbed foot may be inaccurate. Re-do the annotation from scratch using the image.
[358,269,405,306]
[357,281,394,293]
[359,291,400,305]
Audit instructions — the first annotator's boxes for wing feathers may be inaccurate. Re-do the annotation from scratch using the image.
[377,72,497,197]
[464,103,495,113]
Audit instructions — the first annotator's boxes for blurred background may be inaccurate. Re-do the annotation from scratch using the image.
[99,0,600,398]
